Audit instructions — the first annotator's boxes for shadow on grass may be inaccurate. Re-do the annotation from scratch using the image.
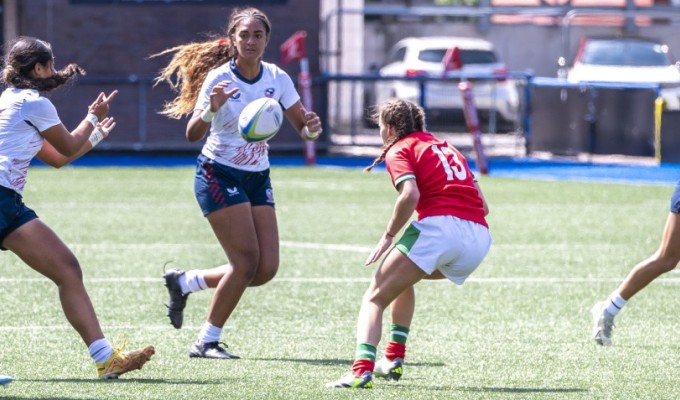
[380,384,589,394]
[252,357,445,368]
[0,397,99,400]
[458,386,589,394]
[14,378,224,385]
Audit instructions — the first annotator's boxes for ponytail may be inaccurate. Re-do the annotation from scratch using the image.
[151,39,234,119]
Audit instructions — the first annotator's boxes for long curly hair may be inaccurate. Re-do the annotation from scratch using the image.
[364,99,427,172]
[1,36,84,92]
[151,7,272,119]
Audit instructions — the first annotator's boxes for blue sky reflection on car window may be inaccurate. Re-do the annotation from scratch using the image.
[582,40,671,67]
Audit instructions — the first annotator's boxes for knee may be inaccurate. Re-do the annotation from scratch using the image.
[652,255,680,274]
[362,287,390,310]
[233,260,260,284]
[53,257,84,286]
[646,254,680,275]
[249,263,278,286]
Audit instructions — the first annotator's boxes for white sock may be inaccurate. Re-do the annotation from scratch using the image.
[606,293,627,316]
[197,322,222,344]
[179,270,207,294]
[88,338,114,363]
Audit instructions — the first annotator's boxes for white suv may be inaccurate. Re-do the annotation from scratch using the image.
[374,36,520,129]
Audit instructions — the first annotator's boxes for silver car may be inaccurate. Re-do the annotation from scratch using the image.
[374,36,521,129]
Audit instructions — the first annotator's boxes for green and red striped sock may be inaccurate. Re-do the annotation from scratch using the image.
[351,343,376,376]
[385,324,409,360]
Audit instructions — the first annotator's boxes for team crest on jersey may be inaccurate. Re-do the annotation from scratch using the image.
[264,88,275,97]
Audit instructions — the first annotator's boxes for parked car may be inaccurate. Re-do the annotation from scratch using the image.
[563,36,680,110]
[373,36,520,130]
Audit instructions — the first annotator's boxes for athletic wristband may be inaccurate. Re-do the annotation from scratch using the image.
[85,113,98,128]
[302,126,320,140]
[88,128,105,147]
[201,108,216,123]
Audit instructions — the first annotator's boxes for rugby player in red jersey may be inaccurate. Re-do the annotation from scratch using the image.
[326,99,491,389]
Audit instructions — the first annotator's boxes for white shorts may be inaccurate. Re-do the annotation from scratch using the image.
[395,215,492,285]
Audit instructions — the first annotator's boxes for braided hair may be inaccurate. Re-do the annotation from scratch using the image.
[1,36,84,92]
[364,99,426,172]
[151,7,272,119]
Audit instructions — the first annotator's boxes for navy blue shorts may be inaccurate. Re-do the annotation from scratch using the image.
[0,186,38,249]
[671,180,680,214]
[194,154,275,216]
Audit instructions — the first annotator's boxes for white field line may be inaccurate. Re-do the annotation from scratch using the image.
[3,240,676,284]
[0,324,207,331]
[61,241,635,252]
[3,276,680,284]
[62,241,373,252]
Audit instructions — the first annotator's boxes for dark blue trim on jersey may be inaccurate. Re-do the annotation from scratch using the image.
[23,119,40,134]
[230,59,263,84]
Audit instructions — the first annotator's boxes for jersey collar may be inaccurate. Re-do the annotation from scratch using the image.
[230,59,263,84]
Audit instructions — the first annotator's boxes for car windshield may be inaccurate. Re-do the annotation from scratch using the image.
[581,40,672,67]
[418,49,498,64]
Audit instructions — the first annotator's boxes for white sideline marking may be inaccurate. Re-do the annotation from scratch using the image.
[3,276,680,284]
[63,241,640,251]
[0,324,206,331]
[64,241,373,253]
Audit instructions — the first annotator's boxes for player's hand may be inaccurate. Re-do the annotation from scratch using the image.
[95,117,116,139]
[209,80,239,112]
[365,234,394,266]
[301,108,322,140]
[88,90,118,120]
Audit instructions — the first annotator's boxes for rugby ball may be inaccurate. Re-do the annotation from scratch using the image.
[238,97,284,142]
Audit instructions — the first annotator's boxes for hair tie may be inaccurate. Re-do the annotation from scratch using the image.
[217,38,229,46]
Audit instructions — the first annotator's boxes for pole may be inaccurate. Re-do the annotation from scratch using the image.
[298,58,316,166]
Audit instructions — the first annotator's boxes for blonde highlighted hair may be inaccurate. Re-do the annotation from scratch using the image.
[151,7,272,119]
[364,99,427,172]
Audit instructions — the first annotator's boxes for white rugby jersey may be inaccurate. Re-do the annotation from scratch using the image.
[195,59,300,171]
[0,88,60,194]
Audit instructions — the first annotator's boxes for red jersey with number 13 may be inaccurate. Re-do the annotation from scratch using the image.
[385,132,488,228]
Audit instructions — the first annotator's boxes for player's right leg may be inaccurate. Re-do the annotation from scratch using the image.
[374,288,413,381]
[4,219,107,345]
[3,219,154,378]
[163,265,230,329]
[186,202,266,359]
[593,211,680,346]
[327,249,427,389]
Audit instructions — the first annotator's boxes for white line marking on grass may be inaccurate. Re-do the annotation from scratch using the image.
[0,324,207,331]
[61,241,638,252]
[4,277,680,284]
[64,241,373,253]
[281,241,372,252]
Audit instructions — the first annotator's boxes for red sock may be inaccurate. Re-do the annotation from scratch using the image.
[352,359,375,376]
[384,341,406,360]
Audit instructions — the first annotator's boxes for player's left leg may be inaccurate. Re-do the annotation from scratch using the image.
[374,287,414,381]
[326,250,426,389]
[593,211,680,346]
[4,220,154,378]
[248,205,279,286]
[617,211,680,300]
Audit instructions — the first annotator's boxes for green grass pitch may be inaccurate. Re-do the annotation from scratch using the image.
[0,165,676,399]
